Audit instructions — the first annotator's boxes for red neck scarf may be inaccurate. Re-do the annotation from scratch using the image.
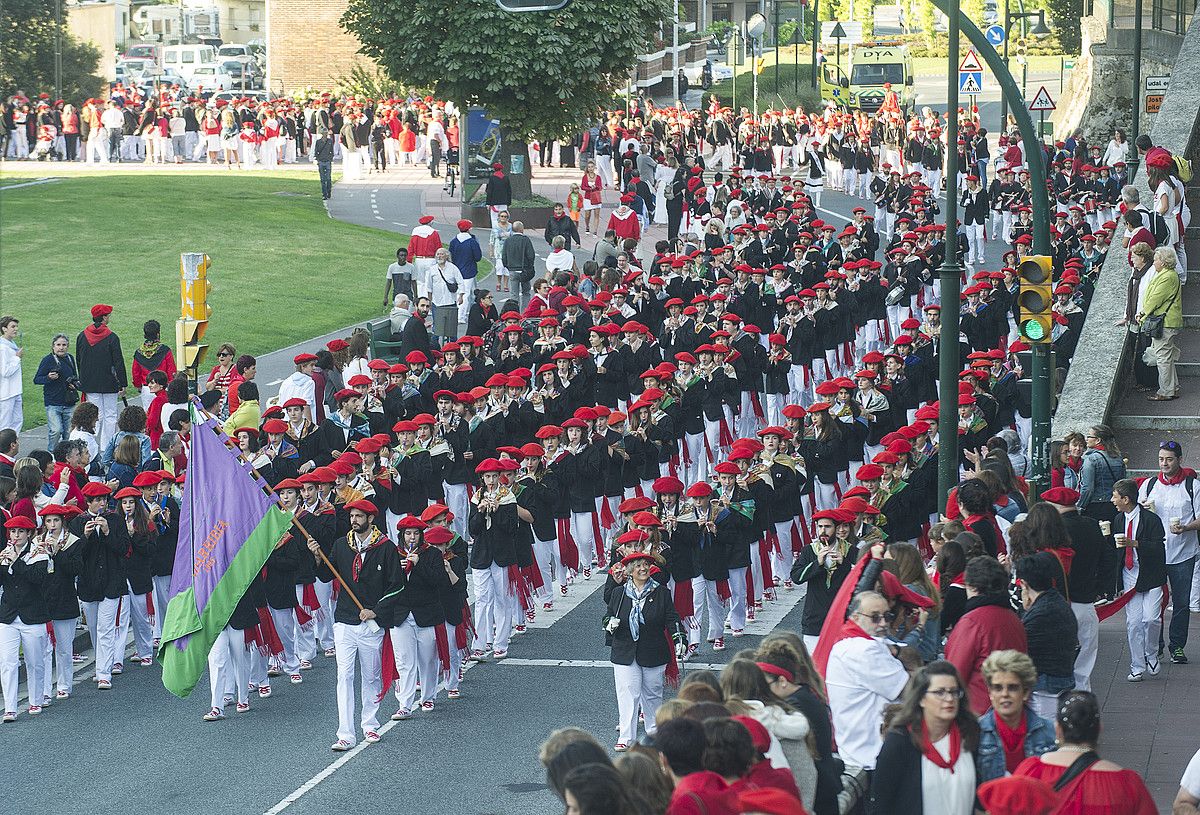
[992,712,1028,773]
[839,617,874,641]
[921,720,962,772]
[83,323,113,346]
[1160,468,1196,487]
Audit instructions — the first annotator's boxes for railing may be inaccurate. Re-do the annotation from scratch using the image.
[1086,0,1198,33]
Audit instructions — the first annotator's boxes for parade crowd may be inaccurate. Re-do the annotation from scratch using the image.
[1,77,1197,815]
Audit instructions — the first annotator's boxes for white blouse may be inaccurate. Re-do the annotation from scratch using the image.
[921,733,977,815]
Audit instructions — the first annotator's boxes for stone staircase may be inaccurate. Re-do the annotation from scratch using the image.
[1112,275,1200,478]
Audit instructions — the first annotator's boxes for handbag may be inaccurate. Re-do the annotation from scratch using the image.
[1140,287,1178,339]
[436,265,459,294]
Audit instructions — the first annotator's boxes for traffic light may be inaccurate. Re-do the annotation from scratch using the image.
[755,57,766,75]
[1017,255,1053,343]
[178,252,211,371]
[1014,37,1028,62]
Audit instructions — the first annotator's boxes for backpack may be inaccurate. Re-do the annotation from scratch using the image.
[1148,209,1171,246]
[1174,154,1193,183]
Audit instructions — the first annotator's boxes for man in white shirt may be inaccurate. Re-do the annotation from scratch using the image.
[0,316,22,433]
[277,354,318,423]
[825,591,914,774]
[426,115,448,178]
[100,101,126,163]
[1139,440,1200,664]
[1174,746,1200,814]
[424,248,464,346]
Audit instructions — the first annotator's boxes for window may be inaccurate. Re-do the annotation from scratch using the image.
[850,63,905,86]
[182,51,195,63]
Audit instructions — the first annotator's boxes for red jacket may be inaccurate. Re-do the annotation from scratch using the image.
[944,596,1029,715]
[667,772,741,815]
[607,206,641,242]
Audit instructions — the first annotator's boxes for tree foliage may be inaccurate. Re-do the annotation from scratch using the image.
[341,0,672,141]
[1,0,105,101]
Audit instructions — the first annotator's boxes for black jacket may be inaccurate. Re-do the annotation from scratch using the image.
[0,550,53,625]
[75,325,127,393]
[1128,508,1168,592]
[605,580,681,668]
[1021,583,1079,680]
[387,546,449,627]
[1061,510,1105,604]
[317,531,404,626]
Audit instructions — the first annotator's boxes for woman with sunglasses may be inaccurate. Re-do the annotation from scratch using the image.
[869,661,980,815]
[205,344,237,419]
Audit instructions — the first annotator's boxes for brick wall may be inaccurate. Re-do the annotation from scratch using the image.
[266,0,361,94]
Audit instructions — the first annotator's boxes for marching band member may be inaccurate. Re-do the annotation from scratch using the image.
[113,484,158,668]
[387,517,449,719]
[1,515,52,720]
[468,458,521,662]
[36,504,83,705]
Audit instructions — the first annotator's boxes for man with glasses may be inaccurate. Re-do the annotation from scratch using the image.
[1139,440,1200,664]
[826,590,913,784]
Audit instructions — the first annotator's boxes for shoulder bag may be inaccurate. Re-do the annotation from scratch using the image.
[1140,287,1178,339]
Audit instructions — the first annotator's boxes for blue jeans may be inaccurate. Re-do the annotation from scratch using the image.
[317,161,332,198]
[46,404,75,449]
[1166,557,1196,650]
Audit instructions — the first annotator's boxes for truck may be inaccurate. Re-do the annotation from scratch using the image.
[818,39,914,115]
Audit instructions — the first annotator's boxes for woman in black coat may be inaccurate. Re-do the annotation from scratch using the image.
[604,551,683,752]
[465,289,498,340]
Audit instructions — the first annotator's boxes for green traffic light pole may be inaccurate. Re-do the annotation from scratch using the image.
[929,0,1054,505]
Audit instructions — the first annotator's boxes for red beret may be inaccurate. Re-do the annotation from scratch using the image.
[345,499,379,515]
[686,482,714,498]
[91,304,113,319]
[1040,486,1080,506]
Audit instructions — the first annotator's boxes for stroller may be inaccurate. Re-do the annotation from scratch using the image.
[33,123,58,161]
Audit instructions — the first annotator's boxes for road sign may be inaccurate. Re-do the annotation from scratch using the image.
[820,20,863,45]
[959,72,983,94]
[985,24,1006,46]
[1146,95,1164,113]
[1028,85,1056,111]
[1145,75,1171,92]
[958,49,984,72]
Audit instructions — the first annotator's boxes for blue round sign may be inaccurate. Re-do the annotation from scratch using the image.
[985,24,1006,46]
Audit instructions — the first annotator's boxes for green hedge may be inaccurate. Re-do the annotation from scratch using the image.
[709,64,822,113]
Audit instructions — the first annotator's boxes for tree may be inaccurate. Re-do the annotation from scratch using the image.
[341,0,671,199]
[1,0,105,102]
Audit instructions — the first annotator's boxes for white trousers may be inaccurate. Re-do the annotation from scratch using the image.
[208,625,249,709]
[964,223,985,264]
[472,563,515,653]
[269,605,300,674]
[0,395,21,433]
[85,391,120,452]
[390,617,438,710]
[727,566,748,631]
[444,483,470,540]
[1071,601,1099,691]
[0,617,47,714]
[532,536,557,602]
[82,597,120,680]
[1124,581,1164,675]
[313,579,335,650]
[116,591,154,660]
[333,621,384,744]
[41,617,77,699]
[571,511,598,570]
[771,520,796,587]
[613,662,665,745]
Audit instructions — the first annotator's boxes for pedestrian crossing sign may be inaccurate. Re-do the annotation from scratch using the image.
[959,72,983,94]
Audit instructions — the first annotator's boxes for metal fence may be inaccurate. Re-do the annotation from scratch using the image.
[1088,0,1198,34]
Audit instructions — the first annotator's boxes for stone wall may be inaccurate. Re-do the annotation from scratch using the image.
[1051,15,1183,143]
[1051,13,1200,440]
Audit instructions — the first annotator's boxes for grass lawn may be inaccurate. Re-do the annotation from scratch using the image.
[0,169,405,427]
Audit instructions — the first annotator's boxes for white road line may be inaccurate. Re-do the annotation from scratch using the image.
[264,659,479,814]
[528,575,606,629]
[265,378,284,387]
[0,177,63,190]
[495,658,728,671]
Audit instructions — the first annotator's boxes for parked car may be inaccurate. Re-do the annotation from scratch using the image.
[711,63,734,83]
[122,43,162,65]
[209,89,276,105]
[189,64,234,92]
[116,57,153,82]
[221,58,263,90]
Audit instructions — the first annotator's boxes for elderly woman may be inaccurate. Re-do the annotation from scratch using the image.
[1120,241,1159,391]
[1137,246,1184,401]
[975,649,1056,782]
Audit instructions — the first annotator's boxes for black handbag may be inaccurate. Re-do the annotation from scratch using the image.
[1140,288,1178,339]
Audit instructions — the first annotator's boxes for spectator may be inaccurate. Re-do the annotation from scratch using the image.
[869,661,979,815]
[719,658,814,795]
[1174,746,1200,815]
[389,294,413,339]
[144,370,170,450]
[944,556,1028,715]
[1111,477,1167,682]
[1137,440,1200,665]
[545,202,581,250]
[68,401,100,467]
[449,220,483,326]
[33,332,80,449]
[825,591,913,777]
[223,382,261,437]
[226,354,258,415]
[1137,246,1184,401]
[1014,691,1157,814]
[466,289,498,338]
[1015,554,1078,717]
[384,247,417,307]
[130,319,177,410]
[956,478,1004,558]
[425,248,464,345]
[205,342,237,418]
[1041,485,1104,690]
[936,540,968,635]
[397,296,433,361]
[546,235,578,277]
[100,404,151,470]
[75,304,127,450]
[501,221,537,306]
[105,435,142,490]
[976,649,1056,783]
[561,763,652,815]
[160,375,190,433]
[541,734,612,803]
[655,717,741,815]
[0,315,22,433]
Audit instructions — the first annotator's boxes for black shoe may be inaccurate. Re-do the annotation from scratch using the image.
[1171,646,1188,664]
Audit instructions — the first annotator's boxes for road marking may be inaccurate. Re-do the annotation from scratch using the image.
[495,658,728,671]
[1,177,63,190]
[265,378,284,387]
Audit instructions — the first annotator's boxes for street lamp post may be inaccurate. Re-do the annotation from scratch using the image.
[672,0,680,102]
[775,0,781,95]
[1131,0,1143,176]
[748,13,767,118]
[937,0,964,508]
[810,0,821,89]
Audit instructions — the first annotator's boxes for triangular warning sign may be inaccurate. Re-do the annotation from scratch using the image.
[958,49,984,72]
[1028,86,1056,111]
[960,74,982,94]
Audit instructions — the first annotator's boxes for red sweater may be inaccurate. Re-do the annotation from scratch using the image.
[607,207,641,242]
[944,597,1029,715]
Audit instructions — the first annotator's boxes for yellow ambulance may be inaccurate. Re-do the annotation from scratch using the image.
[818,40,914,115]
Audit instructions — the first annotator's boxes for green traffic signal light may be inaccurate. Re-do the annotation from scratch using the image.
[1022,319,1046,342]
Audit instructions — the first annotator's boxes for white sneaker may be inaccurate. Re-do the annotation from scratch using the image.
[1127,671,1145,682]
[1148,658,1162,676]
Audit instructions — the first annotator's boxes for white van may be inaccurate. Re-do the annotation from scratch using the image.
[162,44,217,80]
